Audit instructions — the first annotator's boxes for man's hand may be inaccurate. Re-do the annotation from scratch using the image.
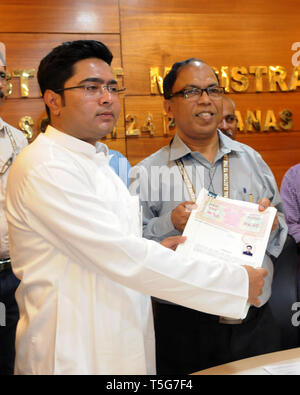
[243,265,268,306]
[171,201,197,232]
[258,197,278,232]
[160,236,187,251]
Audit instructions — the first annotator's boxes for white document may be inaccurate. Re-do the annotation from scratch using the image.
[176,188,277,319]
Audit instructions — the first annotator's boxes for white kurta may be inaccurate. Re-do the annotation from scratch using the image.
[6,126,249,375]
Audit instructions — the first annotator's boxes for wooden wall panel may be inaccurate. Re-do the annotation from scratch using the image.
[0,98,45,127]
[127,136,173,166]
[120,0,300,186]
[0,0,119,33]
[120,0,300,15]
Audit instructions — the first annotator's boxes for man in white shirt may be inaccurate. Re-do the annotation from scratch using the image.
[0,42,27,374]
[6,40,267,375]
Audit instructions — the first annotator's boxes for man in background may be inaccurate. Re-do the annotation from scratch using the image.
[0,42,27,374]
[218,95,238,139]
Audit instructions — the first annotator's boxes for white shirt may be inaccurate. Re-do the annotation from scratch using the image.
[6,126,249,375]
[0,117,27,258]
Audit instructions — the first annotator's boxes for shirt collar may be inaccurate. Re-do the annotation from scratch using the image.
[44,125,110,160]
[169,130,243,161]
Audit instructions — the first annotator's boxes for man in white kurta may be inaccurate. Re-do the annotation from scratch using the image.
[5,40,266,375]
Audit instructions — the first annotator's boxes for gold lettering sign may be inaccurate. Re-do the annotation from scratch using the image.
[220,66,230,93]
[4,71,12,97]
[141,113,155,136]
[279,110,292,130]
[246,110,261,131]
[162,111,176,136]
[13,69,35,97]
[268,66,288,92]
[235,110,244,132]
[112,67,124,79]
[150,67,171,95]
[125,114,140,136]
[264,110,279,131]
[231,67,249,92]
[249,66,267,92]
[289,66,300,90]
[19,116,34,139]
[149,64,300,93]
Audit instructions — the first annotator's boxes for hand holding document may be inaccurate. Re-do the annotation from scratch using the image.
[176,188,277,318]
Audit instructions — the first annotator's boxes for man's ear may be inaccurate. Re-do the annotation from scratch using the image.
[163,99,174,119]
[43,90,62,117]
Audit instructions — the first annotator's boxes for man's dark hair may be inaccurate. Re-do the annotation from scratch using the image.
[163,58,220,99]
[37,40,113,119]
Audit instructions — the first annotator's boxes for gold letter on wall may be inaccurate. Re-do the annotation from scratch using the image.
[19,116,34,139]
[150,67,171,95]
[289,66,300,90]
[220,66,230,93]
[235,110,244,132]
[231,67,249,92]
[279,110,293,130]
[264,110,279,131]
[246,110,261,131]
[13,69,35,97]
[268,66,288,91]
[249,66,267,92]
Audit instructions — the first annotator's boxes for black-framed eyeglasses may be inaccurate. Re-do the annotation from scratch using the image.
[54,83,126,98]
[169,86,224,100]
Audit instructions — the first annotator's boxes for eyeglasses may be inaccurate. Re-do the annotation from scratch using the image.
[54,83,126,98]
[169,86,224,100]
[224,114,237,123]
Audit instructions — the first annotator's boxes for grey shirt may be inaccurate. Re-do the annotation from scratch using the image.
[130,131,288,306]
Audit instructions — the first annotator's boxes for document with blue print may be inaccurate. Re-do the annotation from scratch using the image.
[176,188,277,318]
